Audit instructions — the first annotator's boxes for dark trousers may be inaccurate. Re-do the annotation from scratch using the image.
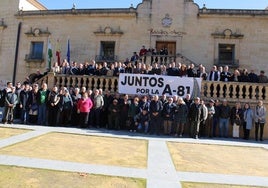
[91,108,102,127]
[190,120,200,138]
[129,117,136,131]
[175,120,186,136]
[206,116,213,137]
[184,117,191,137]
[38,104,47,125]
[71,108,80,127]
[101,109,109,128]
[119,112,128,130]
[243,123,250,140]
[199,120,206,137]
[14,104,21,119]
[255,122,264,141]
[20,109,29,124]
[108,114,119,130]
[212,117,219,137]
[48,106,59,126]
[150,115,161,135]
[79,112,89,128]
[60,108,72,126]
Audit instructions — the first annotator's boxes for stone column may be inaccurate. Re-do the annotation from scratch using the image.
[46,72,55,89]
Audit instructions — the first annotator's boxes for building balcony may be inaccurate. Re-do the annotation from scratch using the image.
[25,54,45,68]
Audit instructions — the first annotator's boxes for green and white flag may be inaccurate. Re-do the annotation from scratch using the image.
[47,38,53,70]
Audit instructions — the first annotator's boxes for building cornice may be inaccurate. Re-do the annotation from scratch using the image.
[16,8,137,17]
[199,8,268,17]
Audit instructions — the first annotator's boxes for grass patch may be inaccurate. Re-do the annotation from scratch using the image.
[0,165,146,188]
[0,132,148,168]
[168,142,268,176]
[182,182,267,188]
[0,127,30,139]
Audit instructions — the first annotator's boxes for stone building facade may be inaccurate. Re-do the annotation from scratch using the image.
[0,0,268,83]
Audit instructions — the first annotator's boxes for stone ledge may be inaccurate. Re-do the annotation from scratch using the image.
[15,8,137,17]
[199,9,268,16]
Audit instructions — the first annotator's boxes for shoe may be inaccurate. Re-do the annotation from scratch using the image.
[195,135,198,139]
[260,139,264,141]
[179,134,182,137]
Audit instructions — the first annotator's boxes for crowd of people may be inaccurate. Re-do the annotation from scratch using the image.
[0,46,267,140]
[0,80,266,141]
[51,59,268,84]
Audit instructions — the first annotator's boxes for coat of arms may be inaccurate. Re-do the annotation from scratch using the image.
[162,14,172,27]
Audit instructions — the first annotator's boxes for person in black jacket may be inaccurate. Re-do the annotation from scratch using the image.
[219,99,231,138]
[212,99,221,137]
[149,95,163,135]
[71,87,81,127]
[220,66,232,82]
[19,83,31,124]
[188,97,203,139]
[47,86,60,126]
[162,97,176,135]
[2,87,18,124]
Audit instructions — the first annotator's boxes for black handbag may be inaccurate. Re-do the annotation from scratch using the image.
[234,118,241,126]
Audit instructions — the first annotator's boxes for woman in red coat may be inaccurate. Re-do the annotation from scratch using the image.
[77,92,93,128]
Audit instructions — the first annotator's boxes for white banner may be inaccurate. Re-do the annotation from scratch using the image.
[119,73,201,98]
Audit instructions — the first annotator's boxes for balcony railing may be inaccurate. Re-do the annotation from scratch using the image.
[141,55,177,65]
[38,73,267,104]
[202,81,267,103]
[25,54,44,62]
[142,54,198,66]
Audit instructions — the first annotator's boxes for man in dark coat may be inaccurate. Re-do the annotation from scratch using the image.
[188,97,203,139]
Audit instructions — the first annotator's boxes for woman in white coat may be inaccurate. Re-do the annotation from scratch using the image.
[243,103,254,140]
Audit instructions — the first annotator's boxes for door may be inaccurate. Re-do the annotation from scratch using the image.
[156,41,176,55]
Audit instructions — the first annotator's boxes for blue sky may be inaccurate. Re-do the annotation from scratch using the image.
[38,0,268,10]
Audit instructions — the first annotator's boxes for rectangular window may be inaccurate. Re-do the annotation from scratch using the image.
[96,41,116,62]
[30,42,44,59]
[218,44,235,64]
[101,41,115,59]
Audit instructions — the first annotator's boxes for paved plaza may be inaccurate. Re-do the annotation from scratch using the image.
[0,123,268,188]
